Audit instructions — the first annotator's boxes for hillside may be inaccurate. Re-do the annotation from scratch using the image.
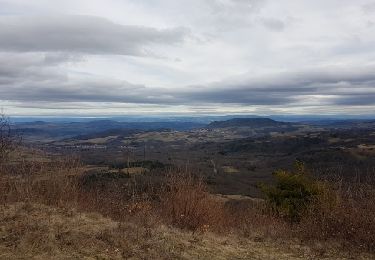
[207,118,289,128]
[0,203,365,260]
[1,115,375,259]
[1,145,374,259]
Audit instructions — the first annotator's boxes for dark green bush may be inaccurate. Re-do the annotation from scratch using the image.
[260,161,327,222]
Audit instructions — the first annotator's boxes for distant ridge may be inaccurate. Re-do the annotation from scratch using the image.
[207,118,288,128]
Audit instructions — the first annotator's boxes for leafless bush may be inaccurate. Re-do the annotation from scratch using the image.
[157,172,228,232]
[298,177,375,252]
[223,198,289,240]
[0,114,14,165]
[0,157,82,208]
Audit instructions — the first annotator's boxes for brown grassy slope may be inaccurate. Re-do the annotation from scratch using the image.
[1,202,367,260]
[0,148,374,259]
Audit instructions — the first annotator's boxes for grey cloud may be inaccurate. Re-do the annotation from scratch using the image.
[201,0,266,31]
[206,0,265,14]
[0,56,176,104]
[363,2,375,13]
[0,15,187,56]
[261,17,285,31]
[43,53,85,64]
[0,53,68,84]
[333,93,375,105]
[2,58,375,107]
[171,65,375,106]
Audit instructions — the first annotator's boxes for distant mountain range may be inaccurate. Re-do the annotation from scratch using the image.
[9,114,375,124]
[207,118,289,128]
[13,120,206,141]
[11,116,375,142]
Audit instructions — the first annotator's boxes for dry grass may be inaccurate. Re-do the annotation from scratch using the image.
[1,202,365,260]
[297,180,375,253]
[0,157,82,208]
[0,152,375,258]
[156,173,288,239]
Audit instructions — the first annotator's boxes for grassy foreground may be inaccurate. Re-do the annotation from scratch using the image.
[1,202,369,260]
[0,147,374,259]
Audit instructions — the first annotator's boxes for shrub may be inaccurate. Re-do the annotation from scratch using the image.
[298,178,375,252]
[260,161,329,222]
[157,172,227,232]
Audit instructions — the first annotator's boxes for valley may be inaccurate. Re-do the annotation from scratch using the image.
[14,117,375,197]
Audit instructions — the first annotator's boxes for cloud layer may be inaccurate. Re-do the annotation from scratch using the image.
[0,15,187,56]
[0,0,375,115]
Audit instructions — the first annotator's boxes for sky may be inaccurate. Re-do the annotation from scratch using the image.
[0,0,375,116]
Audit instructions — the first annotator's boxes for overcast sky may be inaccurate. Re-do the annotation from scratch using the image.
[0,0,375,116]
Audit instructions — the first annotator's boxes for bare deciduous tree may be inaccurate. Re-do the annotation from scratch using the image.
[0,113,14,164]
